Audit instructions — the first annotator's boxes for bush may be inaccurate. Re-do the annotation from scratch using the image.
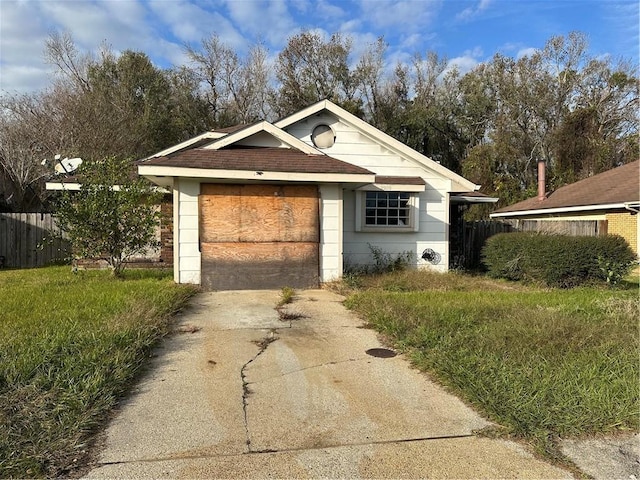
[482,233,636,287]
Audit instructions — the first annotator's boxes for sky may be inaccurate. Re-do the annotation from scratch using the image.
[0,0,638,96]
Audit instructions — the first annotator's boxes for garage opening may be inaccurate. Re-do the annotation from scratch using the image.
[199,184,320,290]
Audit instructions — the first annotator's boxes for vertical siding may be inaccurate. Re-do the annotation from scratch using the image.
[175,178,201,284]
[319,184,342,282]
[0,213,70,268]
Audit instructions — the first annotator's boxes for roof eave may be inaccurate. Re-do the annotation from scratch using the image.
[138,164,375,184]
[490,202,634,218]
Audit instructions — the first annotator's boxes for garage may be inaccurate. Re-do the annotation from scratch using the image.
[199,183,320,290]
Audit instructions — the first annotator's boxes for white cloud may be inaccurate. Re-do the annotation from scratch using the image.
[148,0,245,47]
[316,0,346,19]
[358,0,441,32]
[0,1,62,93]
[455,0,491,22]
[339,19,362,33]
[443,55,479,76]
[222,0,298,47]
[516,47,538,59]
[463,46,484,59]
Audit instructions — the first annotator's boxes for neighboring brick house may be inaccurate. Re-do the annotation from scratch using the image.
[491,160,640,256]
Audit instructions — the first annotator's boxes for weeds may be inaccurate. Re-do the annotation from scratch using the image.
[277,286,296,306]
[0,266,196,478]
[344,244,415,276]
[343,269,639,460]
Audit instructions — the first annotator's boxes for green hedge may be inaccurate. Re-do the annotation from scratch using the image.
[482,233,637,287]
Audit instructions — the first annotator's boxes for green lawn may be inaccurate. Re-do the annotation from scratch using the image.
[341,270,639,461]
[0,266,197,478]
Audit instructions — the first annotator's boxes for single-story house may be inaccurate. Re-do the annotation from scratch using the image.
[137,100,492,290]
[490,160,640,257]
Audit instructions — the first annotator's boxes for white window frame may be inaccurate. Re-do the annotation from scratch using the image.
[355,191,420,232]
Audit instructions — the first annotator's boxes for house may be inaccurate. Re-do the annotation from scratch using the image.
[490,160,640,256]
[137,100,491,290]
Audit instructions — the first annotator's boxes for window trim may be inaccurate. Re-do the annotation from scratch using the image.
[355,191,420,233]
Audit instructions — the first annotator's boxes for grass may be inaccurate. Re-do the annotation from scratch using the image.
[340,269,639,461]
[277,286,296,307]
[0,266,197,478]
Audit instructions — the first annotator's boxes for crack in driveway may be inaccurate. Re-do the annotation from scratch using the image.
[246,356,368,385]
[240,329,279,452]
[92,433,479,467]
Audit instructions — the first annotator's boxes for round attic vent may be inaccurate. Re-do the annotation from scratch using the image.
[311,124,335,149]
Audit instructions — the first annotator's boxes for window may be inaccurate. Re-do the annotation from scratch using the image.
[365,191,411,226]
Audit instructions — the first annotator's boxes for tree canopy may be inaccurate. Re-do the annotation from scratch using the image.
[54,156,162,276]
[0,30,637,214]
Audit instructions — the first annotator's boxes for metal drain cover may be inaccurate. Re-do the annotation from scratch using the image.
[365,348,397,358]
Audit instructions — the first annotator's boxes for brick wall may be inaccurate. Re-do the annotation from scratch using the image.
[606,212,638,256]
[159,196,174,265]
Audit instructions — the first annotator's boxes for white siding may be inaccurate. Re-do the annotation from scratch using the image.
[319,184,343,282]
[175,178,201,284]
[286,112,451,272]
[343,189,448,273]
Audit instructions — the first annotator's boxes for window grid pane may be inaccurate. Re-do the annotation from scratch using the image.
[365,192,410,226]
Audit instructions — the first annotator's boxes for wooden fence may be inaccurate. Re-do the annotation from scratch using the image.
[457,219,606,270]
[0,213,70,269]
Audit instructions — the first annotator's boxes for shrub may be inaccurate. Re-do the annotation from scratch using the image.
[482,233,636,287]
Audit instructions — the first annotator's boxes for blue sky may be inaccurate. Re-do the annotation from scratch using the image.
[1,0,638,95]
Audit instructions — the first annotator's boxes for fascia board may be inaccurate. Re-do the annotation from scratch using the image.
[452,196,499,204]
[46,182,82,191]
[138,165,375,184]
[356,183,426,192]
[141,131,222,160]
[490,203,630,218]
[274,100,328,128]
[205,121,321,155]
[46,181,169,194]
[276,100,479,192]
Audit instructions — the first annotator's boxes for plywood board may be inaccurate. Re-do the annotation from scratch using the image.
[200,184,319,243]
[200,184,242,243]
[201,242,319,290]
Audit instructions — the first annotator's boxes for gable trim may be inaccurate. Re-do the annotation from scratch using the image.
[142,131,225,160]
[205,121,321,155]
[275,100,479,192]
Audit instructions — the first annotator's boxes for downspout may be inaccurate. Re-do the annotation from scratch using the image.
[623,202,640,214]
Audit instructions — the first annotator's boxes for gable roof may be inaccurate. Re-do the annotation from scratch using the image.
[491,160,640,217]
[142,147,373,175]
[204,121,321,154]
[274,99,479,192]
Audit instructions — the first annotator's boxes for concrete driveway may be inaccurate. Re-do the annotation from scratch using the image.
[84,289,570,479]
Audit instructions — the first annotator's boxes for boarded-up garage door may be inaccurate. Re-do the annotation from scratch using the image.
[200,184,319,290]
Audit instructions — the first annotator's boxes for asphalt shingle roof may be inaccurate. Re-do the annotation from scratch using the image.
[494,160,640,214]
[142,147,374,176]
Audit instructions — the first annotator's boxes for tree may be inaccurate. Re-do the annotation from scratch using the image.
[0,89,73,211]
[185,35,273,125]
[459,32,639,217]
[273,31,361,116]
[45,32,207,162]
[54,156,162,276]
